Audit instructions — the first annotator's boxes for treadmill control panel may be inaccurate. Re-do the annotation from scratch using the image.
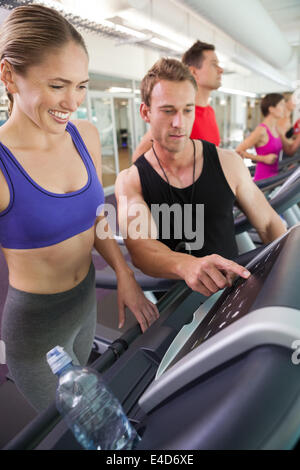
[139,226,300,415]
[165,235,287,371]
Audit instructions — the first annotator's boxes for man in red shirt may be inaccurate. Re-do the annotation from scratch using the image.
[132,40,223,162]
[183,40,222,145]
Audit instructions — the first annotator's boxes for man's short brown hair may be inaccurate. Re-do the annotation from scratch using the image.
[182,40,215,68]
[140,58,197,107]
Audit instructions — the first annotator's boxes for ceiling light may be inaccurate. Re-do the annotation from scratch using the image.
[107,87,133,93]
[150,38,184,53]
[103,20,148,40]
[219,87,257,98]
[119,10,191,50]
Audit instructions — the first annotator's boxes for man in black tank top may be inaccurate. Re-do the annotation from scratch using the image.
[115,59,286,297]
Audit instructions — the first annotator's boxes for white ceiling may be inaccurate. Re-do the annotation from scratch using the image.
[260,0,300,45]
[176,0,300,47]
[170,0,299,90]
[0,0,299,93]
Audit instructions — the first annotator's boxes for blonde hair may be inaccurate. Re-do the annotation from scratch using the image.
[0,4,88,115]
[141,58,197,107]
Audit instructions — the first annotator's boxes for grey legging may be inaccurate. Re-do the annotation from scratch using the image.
[1,263,97,412]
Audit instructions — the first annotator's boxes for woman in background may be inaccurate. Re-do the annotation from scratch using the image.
[236,93,300,181]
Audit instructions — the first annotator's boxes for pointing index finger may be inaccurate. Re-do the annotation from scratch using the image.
[217,257,251,279]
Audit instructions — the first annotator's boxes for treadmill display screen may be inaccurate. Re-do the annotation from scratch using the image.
[165,236,287,372]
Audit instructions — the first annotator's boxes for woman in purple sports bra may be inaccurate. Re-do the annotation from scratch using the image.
[236,93,300,181]
[0,5,158,411]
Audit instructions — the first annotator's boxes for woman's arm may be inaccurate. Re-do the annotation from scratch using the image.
[237,151,278,165]
[236,126,265,153]
[132,128,153,163]
[73,120,159,332]
[93,218,159,332]
[236,126,277,164]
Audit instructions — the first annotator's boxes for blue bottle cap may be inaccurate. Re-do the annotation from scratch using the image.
[46,346,72,375]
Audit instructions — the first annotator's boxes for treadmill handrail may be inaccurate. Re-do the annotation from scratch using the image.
[278,153,300,171]
[274,166,300,197]
[255,167,295,190]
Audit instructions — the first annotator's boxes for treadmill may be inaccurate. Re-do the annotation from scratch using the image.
[235,167,300,253]
[2,163,300,450]
[3,223,300,450]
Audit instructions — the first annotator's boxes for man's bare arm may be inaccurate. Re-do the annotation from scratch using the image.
[115,167,251,297]
[220,149,287,244]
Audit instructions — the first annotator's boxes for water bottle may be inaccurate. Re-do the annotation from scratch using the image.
[46,346,140,450]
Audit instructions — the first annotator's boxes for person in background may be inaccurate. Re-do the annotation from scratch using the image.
[132,40,223,162]
[277,93,296,138]
[236,93,300,181]
[277,93,300,143]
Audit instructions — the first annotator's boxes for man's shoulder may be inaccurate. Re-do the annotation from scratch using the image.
[134,153,147,164]
[116,165,138,184]
[217,147,249,174]
[115,165,141,196]
[217,147,239,159]
[216,147,252,196]
[195,105,215,115]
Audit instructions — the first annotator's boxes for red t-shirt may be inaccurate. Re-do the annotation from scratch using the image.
[190,105,220,146]
[294,118,300,134]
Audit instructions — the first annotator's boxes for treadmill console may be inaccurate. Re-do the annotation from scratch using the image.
[139,225,300,414]
[167,235,287,369]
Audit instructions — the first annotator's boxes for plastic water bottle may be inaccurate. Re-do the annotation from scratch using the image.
[46,346,140,450]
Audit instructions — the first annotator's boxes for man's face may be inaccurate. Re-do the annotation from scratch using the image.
[141,79,196,154]
[191,50,223,91]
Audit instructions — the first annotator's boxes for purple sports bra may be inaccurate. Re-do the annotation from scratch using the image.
[0,121,105,249]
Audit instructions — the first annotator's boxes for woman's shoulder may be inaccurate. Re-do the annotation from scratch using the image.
[70,119,99,141]
[70,120,101,165]
[255,123,267,133]
[0,131,10,211]
[0,122,15,148]
[71,119,100,146]
[253,123,268,141]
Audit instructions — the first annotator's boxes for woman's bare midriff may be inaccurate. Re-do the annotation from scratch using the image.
[2,226,95,294]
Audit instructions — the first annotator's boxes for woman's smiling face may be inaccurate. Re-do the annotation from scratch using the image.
[10,41,89,134]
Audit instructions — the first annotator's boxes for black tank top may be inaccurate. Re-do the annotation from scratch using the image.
[134,140,238,259]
